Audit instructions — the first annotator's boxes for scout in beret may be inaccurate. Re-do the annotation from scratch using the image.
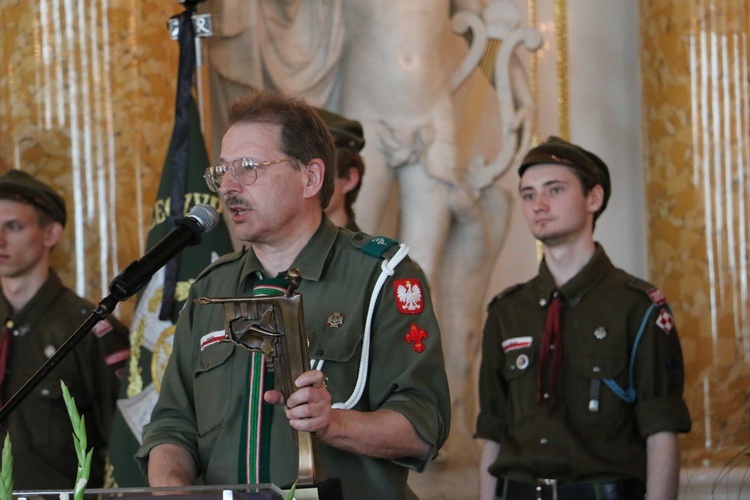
[0,169,67,227]
[476,137,690,499]
[518,136,611,224]
[0,169,130,488]
[316,108,367,232]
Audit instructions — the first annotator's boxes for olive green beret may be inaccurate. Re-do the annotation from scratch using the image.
[0,170,67,226]
[519,136,611,212]
[316,108,365,152]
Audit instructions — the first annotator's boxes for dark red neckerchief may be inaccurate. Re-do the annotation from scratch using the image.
[0,319,14,408]
[537,291,563,413]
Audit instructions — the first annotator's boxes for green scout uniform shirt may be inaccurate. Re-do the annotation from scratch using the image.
[137,217,450,500]
[344,219,360,233]
[0,270,129,489]
[475,244,691,484]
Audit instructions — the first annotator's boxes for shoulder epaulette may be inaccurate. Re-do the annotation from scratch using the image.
[625,277,668,306]
[488,283,524,309]
[195,248,246,281]
[350,232,399,259]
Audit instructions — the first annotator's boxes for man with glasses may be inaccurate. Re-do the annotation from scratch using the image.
[136,91,450,500]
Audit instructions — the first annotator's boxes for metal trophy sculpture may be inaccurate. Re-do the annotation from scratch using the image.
[194,268,341,498]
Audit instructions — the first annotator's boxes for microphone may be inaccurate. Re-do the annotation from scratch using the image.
[108,204,220,301]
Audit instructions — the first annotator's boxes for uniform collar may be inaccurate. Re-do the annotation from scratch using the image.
[536,243,613,307]
[238,215,338,285]
[0,270,65,331]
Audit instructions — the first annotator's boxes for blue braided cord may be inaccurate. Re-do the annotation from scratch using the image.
[602,303,657,404]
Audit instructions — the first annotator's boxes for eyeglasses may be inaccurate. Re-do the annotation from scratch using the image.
[203,157,298,192]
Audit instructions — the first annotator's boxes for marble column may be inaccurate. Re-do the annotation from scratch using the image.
[641,0,750,467]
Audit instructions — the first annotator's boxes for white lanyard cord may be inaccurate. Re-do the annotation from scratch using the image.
[311,243,410,409]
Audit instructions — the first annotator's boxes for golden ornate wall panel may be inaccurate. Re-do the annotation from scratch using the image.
[0,1,182,323]
[641,0,750,467]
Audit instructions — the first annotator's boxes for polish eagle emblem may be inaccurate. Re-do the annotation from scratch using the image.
[394,279,424,314]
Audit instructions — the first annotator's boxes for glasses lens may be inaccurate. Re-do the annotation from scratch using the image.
[233,158,258,185]
[204,165,225,192]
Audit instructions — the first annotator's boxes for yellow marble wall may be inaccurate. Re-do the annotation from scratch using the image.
[641,0,750,466]
[0,0,183,323]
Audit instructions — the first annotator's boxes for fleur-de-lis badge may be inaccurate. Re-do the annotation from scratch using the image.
[405,324,428,353]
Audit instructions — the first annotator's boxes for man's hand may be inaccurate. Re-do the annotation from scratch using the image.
[264,369,431,460]
[263,369,332,435]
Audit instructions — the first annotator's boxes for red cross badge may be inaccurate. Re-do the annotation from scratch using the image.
[656,308,674,334]
[405,324,428,353]
[394,279,424,314]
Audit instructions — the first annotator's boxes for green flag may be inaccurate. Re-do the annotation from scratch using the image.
[105,7,234,486]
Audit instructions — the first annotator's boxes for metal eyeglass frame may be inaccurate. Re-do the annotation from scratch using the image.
[203,157,298,192]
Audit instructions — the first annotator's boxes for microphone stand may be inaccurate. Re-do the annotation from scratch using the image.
[0,215,206,422]
[0,294,121,422]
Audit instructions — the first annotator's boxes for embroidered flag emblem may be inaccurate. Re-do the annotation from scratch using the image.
[405,324,428,353]
[200,330,227,350]
[394,279,424,314]
[501,336,533,352]
[105,348,130,366]
[92,319,113,338]
[647,287,667,306]
[656,308,674,334]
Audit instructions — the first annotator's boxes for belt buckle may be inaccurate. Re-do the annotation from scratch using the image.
[536,478,558,500]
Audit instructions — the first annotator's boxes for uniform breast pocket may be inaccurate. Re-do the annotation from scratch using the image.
[194,343,235,437]
[568,350,628,427]
[307,328,362,405]
[502,347,537,421]
[28,381,69,446]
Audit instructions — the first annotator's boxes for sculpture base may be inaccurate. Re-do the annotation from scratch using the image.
[285,478,343,500]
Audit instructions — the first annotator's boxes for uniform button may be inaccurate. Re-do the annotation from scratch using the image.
[41,388,50,396]
[539,298,547,307]
[592,366,601,373]
[202,362,209,369]
[543,392,550,400]
[540,438,549,445]
[316,349,324,357]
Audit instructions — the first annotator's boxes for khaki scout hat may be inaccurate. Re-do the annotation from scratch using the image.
[519,136,611,214]
[0,170,67,227]
[316,108,366,152]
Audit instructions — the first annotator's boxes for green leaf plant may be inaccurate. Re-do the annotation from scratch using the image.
[283,481,297,500]
[0,383,93,500]
[61,380,92,500]
[0,433,12,500]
